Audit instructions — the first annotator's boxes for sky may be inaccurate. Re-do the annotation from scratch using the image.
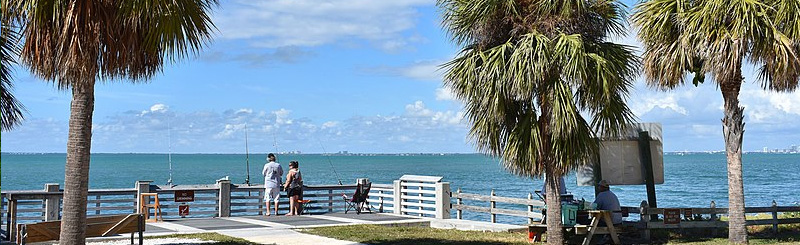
[2,0,799,154]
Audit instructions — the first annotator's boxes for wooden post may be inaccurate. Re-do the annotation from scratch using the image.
[490,189,496,223]
[217,179,231,217]
[710,201,717,236]
[43,183,60,221]
[593,153,603,197]
[527,193,534,224]
[772,200,778,234]
[8,198,16,242]
[258,189,264,215]
[638,131,658,221]
[640,201,650,242]
[456,188,462,220]
[135,180,152,214]
[435,182,450,219]
[393,180,402,215]
[328,189,334,213]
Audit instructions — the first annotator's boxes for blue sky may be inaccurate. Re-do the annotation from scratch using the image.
[2,0,799,153]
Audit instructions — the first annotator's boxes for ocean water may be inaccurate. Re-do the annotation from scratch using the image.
[2,153,799,223]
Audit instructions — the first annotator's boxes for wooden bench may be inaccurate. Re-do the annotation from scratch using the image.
[16,214,145,245]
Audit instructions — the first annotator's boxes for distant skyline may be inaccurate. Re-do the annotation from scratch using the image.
[2,0,799,154]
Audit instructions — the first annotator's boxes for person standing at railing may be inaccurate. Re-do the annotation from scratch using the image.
[262,153,284,216]
[284,160,303,216]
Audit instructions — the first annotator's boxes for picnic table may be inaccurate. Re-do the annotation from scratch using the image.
[528,210,620,244]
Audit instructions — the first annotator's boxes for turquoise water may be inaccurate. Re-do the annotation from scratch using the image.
[2,153,799,222]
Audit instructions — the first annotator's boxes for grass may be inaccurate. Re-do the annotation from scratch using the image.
[149,232,259,245]
[301,222,800,245]
[301,225,531,245]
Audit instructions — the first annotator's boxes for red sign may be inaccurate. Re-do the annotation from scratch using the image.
[664,208,681,224]
[175,190,195,202]
[179,204,190,217]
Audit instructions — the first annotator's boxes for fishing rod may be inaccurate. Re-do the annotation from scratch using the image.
[167,120,174,187]
[244,123,251,185]
[317,140,343,185]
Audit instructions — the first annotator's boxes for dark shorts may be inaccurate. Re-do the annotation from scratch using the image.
[287,187,303,197]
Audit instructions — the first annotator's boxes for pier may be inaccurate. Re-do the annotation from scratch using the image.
[3,175,800,244]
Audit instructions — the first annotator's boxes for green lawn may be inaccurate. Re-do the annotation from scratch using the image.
[300,224,800,245]
[301,225,531,245]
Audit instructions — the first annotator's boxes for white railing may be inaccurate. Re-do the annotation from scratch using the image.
[1,175,454,242]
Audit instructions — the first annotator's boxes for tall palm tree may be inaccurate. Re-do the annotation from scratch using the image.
[437,0,638,243]
[1,21,25,131]
[632,1,800,243]
[2,0,218,244]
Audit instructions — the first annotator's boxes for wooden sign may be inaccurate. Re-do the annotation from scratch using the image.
[683,209,693,219]
[664,208,681,224]
[175,190,195,202]
[179,204,189,217]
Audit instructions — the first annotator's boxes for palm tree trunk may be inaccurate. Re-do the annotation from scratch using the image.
[721,75,747,245]
[59,83,95,245]
[539,95,564,244]
[544,166,564,244]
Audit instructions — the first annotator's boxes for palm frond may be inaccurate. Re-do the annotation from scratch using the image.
[1,23,26,131]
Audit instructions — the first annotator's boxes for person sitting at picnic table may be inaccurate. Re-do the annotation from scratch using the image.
[593,179,622,226]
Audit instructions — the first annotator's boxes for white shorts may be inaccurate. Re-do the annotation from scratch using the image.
[264,187,280,201]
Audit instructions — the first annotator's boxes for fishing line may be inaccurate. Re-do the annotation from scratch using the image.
[317,139,343,185]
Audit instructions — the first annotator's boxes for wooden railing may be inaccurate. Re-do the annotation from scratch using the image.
[638,200,800,231]
[451,189,545,223]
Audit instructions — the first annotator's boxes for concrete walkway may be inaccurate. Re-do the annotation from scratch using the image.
[141,213,428,245]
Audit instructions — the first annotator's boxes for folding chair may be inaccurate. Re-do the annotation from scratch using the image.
[343,182,372,214]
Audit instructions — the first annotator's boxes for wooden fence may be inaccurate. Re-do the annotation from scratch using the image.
[638,200,800,239]
[451,188,545,223]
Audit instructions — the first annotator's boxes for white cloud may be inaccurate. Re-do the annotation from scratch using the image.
[150,104,168,113]
[1,101,472,153]
[213,0,432,51]
[436,87,456,101]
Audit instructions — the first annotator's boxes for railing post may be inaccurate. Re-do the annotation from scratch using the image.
[772,200,778,234]
[417,183,424,217]
[527,193,534,224]
[393,180,402,215]
[640,200,650,242]
[456,188,462,220]
[43,183,60,221]
[710,201,718,236]
[217,179,231,217]
[329,189,334,213]
[435,182,450,219]
[135,180,152,214]
[378,189,385,213]
[490,189,496,223]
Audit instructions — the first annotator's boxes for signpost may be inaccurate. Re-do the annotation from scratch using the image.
[664,208,681,225]
[179,205,189,217]
[175,190,195,202]
[175,190,194,218]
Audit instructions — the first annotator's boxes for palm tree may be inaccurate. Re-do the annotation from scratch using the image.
[1,22,25,131]
[2,0,218,244]
[632,1,800,243]
[437,0,638,243]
